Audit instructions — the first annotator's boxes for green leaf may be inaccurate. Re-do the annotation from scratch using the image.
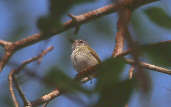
[144,43,171,67]
[144,7,171,29]
[37,16,62,36]
[37,0,96,36]
[95,57,125,91]
[94,79,135,107]
[43,66,91,94]
[91,57,135,107]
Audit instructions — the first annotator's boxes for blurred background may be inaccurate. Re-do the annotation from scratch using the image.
[0,0,171,107]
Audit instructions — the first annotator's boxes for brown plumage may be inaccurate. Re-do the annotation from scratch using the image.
[71,40,101,72]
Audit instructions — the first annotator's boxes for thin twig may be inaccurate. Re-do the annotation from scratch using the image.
[31,89,60,106]
[0,51,13,72]
[15,46,54,74]
[8,46,54,107]
[125,58,171,75]
[42,101,49,107]
[0,40,14,72]
[68,13,80,34]
[0,40,12,47]
[8,71,19,107]
[13,76,31,107]
[116,39,171,57]
[129,66,134,79]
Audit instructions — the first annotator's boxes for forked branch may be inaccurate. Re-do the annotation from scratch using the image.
[8,46,54,107]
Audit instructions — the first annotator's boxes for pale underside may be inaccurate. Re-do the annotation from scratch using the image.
[71,46,100,72]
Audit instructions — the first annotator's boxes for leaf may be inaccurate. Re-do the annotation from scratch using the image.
[43,66,91,94]
[144,7,171,29]
[91,57,135,107]
[143,43,171,67]
[37,15,62,36]
[95,57,125,90]
[94,79,135,107]
[37,0,96,36]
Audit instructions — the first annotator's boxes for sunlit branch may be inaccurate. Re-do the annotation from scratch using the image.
[8,46,54,107]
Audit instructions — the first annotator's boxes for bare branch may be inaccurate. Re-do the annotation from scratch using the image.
[42,101,49,107]
[68,13,80,34]
[8,71,19,107]
[31,89,60,106]
[0,40,12,47]
[129,66,134,79]
[125,58,171,75]
[8,46,54,107]
[112,14,125,57]
[0,51,13,72]
[15,46,54,73]
[117,8,150,92]
[13,76,31,107]
[116,39,171,57]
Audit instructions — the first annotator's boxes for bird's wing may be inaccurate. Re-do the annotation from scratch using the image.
[88,47,101,64]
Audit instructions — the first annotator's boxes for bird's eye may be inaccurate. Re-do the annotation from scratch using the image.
[79,40,83,43]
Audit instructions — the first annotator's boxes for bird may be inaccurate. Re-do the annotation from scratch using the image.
[71,40,101,73]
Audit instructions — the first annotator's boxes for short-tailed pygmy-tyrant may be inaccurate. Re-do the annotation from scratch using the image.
[71,40,101,72]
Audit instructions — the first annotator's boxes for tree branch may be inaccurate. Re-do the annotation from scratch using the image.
[31,89,60,106]
[8,71,19,107]
[112,12,125,57]
[129,66,135,79]
[125,59,171,75]
[0,40,12,47]
[0,51,13,72]
[13,75,31,107]
[8,46,54,107]
[0,0,158,72]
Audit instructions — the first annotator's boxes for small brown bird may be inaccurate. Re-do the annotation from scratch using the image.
[71,40,101,73]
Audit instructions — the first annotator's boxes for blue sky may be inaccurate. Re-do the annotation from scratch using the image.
[0,0,171,107]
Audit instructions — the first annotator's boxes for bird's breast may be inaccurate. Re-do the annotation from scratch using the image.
[71,48,98,72]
